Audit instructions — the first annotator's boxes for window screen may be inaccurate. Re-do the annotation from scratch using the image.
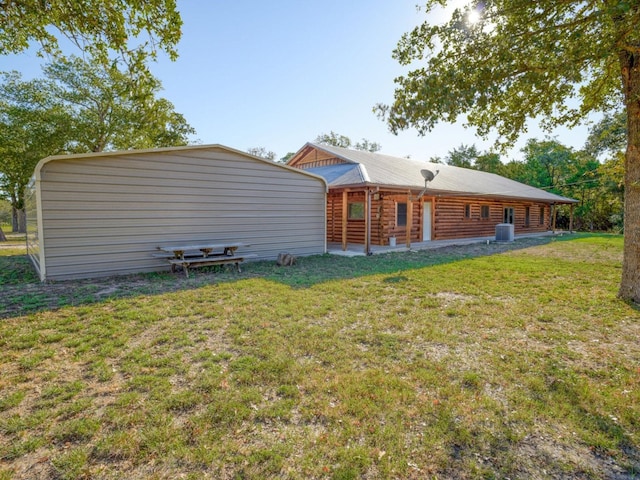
[348,202,365,220]
[397,202,407,226]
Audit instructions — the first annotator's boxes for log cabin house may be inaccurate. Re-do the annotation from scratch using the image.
[287,143,577,254]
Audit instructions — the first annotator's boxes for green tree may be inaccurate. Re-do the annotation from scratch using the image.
[475,152,504,175]
[0,73,72,232]
[247,147,276,161]
[597,153,625,231]
[43,56,194,152]
[584,111,627,159]
[354,139,382,153]
[441,143,504,173]
[376,1,640,302]
[0,0,181,83]
[315,132,381,152]
[509,139,604,230]
[501,159,530,188]
[584,114,626,231]
[315,131,352,149]
[0,61,194,232]
[519,139,576,192]
[445,143,479,168]
[280,152,296,163]
[0,199,10,225]
[559,151,603,231]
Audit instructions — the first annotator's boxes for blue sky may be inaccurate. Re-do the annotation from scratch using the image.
[0,0,592,161]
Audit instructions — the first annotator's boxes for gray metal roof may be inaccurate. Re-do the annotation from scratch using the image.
[303,143,576,204]
[305,163,366,185]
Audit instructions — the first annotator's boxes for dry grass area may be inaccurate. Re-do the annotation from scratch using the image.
[0,234,638,479]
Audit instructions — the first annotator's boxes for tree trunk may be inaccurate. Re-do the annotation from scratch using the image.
[17,209,26,233]
[11,206,19,233]
[619,49,640,302]
[11,206,26,234]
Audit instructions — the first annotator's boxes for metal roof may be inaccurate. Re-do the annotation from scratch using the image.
[302,143,576,204]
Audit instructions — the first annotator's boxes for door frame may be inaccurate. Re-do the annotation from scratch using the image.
[503,206,514,224]
[423,201,432,241]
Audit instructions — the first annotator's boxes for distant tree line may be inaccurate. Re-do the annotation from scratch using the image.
[314,131,382,153]
[433,113,625,232]
[248,132,382,164]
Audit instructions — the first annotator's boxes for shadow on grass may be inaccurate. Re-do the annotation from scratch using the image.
[538,358,640,475]
[0,233,607,320]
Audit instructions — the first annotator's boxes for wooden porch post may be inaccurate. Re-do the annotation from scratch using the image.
[551,204,557,234]
[406,190,413,249]
[365,189,371,255]
[342,190,348,251]
[569,204,574,233]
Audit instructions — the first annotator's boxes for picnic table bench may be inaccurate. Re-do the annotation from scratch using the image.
[156,242,253,278]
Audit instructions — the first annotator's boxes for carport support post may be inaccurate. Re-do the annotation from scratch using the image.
[342,190,348,251]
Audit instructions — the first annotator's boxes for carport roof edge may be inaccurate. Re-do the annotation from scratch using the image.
[32,143,328,190]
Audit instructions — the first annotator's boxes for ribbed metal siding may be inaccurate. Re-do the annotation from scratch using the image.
[38,148,326,280]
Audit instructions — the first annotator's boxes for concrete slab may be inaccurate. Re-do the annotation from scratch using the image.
[327,231,563,257]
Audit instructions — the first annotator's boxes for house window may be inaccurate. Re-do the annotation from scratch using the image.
[480,205,490,220]
[525,206,531,227]
[539,206,545,225]
[464,203,471,219]
[503,207,514,224]
[348,202,365,220]
[396,202,407,226]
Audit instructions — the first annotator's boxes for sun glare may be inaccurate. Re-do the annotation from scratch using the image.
[467,8,481,24]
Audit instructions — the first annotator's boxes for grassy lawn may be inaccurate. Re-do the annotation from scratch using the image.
[0,234,638,479]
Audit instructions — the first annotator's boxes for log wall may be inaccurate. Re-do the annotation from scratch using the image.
[432,197,550,240]
[380,193,421,245]
[327,190,422,245]
[327,190,552,245]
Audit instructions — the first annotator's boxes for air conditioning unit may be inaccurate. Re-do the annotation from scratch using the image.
[495,223,514,242]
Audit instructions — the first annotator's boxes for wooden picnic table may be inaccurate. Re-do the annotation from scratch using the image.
[158,242,247,258]
[156,242,251,277]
